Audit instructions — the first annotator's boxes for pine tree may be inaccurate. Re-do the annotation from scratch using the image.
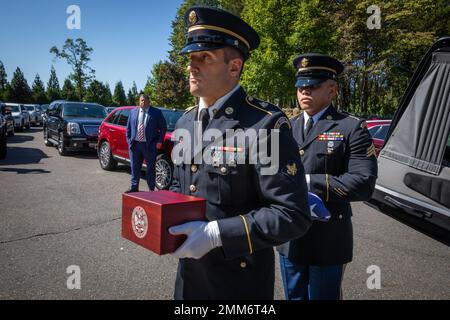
[61,78,77,101]
[127,82,139,106]
[10,67,32,103]
[46,66,61,102]
[0,61,8,101]
[32,74,47,104]
[112,81,127,106]
[84,80,112,106]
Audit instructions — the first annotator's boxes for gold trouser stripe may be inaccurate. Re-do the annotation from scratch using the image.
[188,25,250,49]
[326,174,330,202]
[240,215,253,255]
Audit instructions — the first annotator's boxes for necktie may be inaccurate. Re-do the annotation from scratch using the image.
[138,109,145,141]
[199,108,210,133]
[305,117,314,137]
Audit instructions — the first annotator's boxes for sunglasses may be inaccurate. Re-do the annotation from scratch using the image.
[298,83,323,91]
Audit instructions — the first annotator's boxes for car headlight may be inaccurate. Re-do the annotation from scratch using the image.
[67,122,81,135]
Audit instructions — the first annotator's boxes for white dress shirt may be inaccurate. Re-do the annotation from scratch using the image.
[135,107,149,142]
[303,105,330,190]
[303,105,330,131]
[198,84,241,120]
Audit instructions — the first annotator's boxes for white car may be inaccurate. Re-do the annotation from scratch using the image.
[6,103,31,131]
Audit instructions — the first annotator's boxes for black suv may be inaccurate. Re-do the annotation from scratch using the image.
[43,101,107,156]
[0,102,14,137]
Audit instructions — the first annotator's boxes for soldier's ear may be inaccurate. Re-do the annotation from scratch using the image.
[229,58,243,78]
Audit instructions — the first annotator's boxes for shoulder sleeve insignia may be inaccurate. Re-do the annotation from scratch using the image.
[286,163,298,176]
[274,116,291,130]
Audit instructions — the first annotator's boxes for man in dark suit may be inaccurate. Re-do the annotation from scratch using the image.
[126,94,167,192]
[277,54,378,300]
[167,6,312,300]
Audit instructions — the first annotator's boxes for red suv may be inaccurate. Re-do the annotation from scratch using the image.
[97,106,183,190]
[367,119,392,156]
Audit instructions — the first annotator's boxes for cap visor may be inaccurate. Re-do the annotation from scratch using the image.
[180,42,227,55]
[295,77,327,88]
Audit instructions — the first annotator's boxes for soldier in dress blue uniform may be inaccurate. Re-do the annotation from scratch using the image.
[167,6,312,300]
[277,54,378,300]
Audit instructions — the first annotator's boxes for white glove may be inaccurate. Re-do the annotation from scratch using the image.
[169,221,222,259]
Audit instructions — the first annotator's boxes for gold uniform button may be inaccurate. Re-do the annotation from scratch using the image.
[299,149,305,156]
[191,165,198,173]
[240,262,247,268]
[339,214,343,220]
[189,185,197,193]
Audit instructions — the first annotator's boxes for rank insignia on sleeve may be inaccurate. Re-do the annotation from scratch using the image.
[367,143,377,158]
[286,163,297,176]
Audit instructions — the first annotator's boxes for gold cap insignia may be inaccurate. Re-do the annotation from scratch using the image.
[189,11,198,25]
[301,58,309,68]
[286,163,297,176]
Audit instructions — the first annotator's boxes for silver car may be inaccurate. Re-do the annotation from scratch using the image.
[7,103,31,131]
[25,104,43,126]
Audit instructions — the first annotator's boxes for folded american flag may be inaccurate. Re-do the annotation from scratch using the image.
[308,192,331,222]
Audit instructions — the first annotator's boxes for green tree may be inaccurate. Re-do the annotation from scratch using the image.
[32,74,47,104]
[50,38,95,101]
[84,80,113,106]
[113,81,127,106]
[46,66,61,102]
[144,61,192,109]
[0,61,8,101]
[61,78,77,101]
[10,67,32,103]
[104,83,113,106]
[127,82,139,106]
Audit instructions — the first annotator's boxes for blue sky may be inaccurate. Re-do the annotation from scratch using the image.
[0,0,184,92]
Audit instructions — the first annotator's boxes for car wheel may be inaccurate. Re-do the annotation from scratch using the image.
[58,132,68,156]
[98,141,117,171]
[155,154,173,190]
[43,127,52,146]
[0,133,6,160]
[26,120,31,129]
[18,120,24,132]
[7,128,14,137]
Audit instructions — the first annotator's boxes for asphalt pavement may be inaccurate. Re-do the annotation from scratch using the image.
[0,128,449,299]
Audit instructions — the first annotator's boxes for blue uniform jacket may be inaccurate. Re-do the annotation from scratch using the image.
[277,105,378,266]
[169,87,311,299]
